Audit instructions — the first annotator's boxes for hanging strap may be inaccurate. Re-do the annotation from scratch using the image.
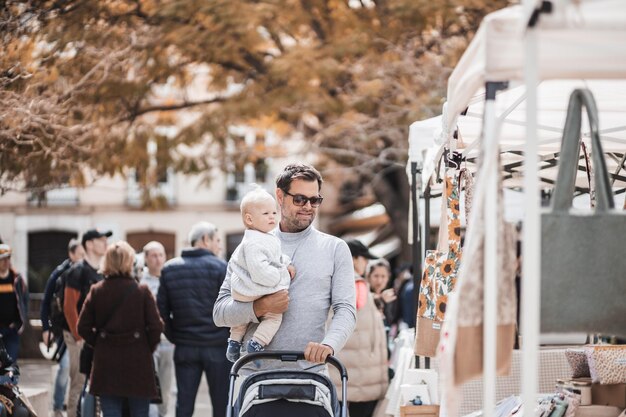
[458,168,475,225]
[551,89,614,213]
[581,141,595,208]
[436,184,448,252]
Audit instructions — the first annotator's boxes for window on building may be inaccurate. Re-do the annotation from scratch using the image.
[225,131,273,202]
[225,232,244,262]
[126,231,176,261]
[27,230,78,293]
[126,136,176,207]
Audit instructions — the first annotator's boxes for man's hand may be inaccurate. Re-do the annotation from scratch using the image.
[42,330,50,344]
[287,265,296,280]
[304,342,333,363]
[253,290,289,318]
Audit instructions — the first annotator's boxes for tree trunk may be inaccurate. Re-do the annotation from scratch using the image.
[369,162,412,263]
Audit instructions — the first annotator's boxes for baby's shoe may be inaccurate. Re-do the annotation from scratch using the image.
[246,339,265,367]
[226,339,242,362]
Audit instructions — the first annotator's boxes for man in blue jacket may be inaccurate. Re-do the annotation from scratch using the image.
[157,222,230,417]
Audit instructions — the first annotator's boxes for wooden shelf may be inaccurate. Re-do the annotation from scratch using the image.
[400,405,440,417]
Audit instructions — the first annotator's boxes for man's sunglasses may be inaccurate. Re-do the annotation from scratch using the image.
[283,190,324,207]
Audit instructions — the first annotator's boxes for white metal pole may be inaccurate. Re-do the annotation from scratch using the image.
[522,14,540,417]
[483,83,499,417]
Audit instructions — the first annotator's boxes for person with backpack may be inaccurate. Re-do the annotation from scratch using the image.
[63,229,110,417]
[40,238,85,417]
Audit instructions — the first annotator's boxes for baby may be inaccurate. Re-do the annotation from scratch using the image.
[226,186,295,362]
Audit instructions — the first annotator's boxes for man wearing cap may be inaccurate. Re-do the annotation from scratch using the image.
[63,229,110,417]
[345,239,377,309]
[0,243,29,362]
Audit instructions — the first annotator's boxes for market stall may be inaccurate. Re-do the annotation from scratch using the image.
[400,2,626,417]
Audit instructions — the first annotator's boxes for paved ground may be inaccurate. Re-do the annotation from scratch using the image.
[18,359,215,417]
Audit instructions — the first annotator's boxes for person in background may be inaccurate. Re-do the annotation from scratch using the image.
[64,229,111,417]
[40,238,85,417]
[0,244,28,363]
[367,258,397,329]
[368,257,405,353]
[78,241,163,417]
[0,333,29,417]
[330,239,388,417]
[157,222,231,417]
[394,263,416,329]
[139,241,173,417]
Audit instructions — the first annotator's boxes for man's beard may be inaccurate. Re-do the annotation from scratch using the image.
[281,213,314,232]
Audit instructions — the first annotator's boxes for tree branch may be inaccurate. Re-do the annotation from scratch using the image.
[125,96,227,120]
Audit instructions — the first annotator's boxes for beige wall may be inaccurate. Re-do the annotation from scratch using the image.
[0,208,244,281]
[0,155,326,281]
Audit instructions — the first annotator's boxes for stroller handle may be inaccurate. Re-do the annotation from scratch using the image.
[227,350,349,417]
[230,350,348,379]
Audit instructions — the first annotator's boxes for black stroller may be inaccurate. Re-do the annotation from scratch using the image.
[226,351,348,417]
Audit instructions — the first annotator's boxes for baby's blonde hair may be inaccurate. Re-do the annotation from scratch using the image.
[240,185,276,223]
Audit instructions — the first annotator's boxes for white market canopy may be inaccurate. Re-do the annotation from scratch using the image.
[408,1,626,197]
[410,80,626,199]
[444,0,626,143]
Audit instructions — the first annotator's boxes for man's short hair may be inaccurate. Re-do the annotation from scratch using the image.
[240,186,276,216]
[143,241,165,256]
[188,222,218,247]
[68,238,81,254]
[275,163,323,193]
[345,239,376,260]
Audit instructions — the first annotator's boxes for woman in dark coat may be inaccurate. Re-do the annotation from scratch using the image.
[78,241,163,417]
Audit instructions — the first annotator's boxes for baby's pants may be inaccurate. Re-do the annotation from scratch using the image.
[230,290,283,346]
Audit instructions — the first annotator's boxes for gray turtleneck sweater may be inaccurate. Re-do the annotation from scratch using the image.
[213,224,356,358]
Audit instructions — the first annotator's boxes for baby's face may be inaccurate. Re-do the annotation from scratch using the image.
[248,199,278,233]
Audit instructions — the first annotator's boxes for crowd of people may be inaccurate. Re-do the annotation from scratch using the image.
[0,163,416,417]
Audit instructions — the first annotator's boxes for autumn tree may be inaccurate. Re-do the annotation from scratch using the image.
[0,0,508,261]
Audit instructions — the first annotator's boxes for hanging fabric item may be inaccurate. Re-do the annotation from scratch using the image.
[459,168,474,222]
[541,89,626,336]
[448,153,517,380]
[437,146,517,417]
[414,161,467,357]
[454,167,517,384]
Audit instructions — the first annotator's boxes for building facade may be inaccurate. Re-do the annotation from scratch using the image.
[0,151,291,293]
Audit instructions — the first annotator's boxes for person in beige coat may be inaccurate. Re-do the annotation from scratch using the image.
[330,239,389,417]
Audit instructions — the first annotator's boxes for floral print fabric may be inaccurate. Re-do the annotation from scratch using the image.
[418,171,462,323]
